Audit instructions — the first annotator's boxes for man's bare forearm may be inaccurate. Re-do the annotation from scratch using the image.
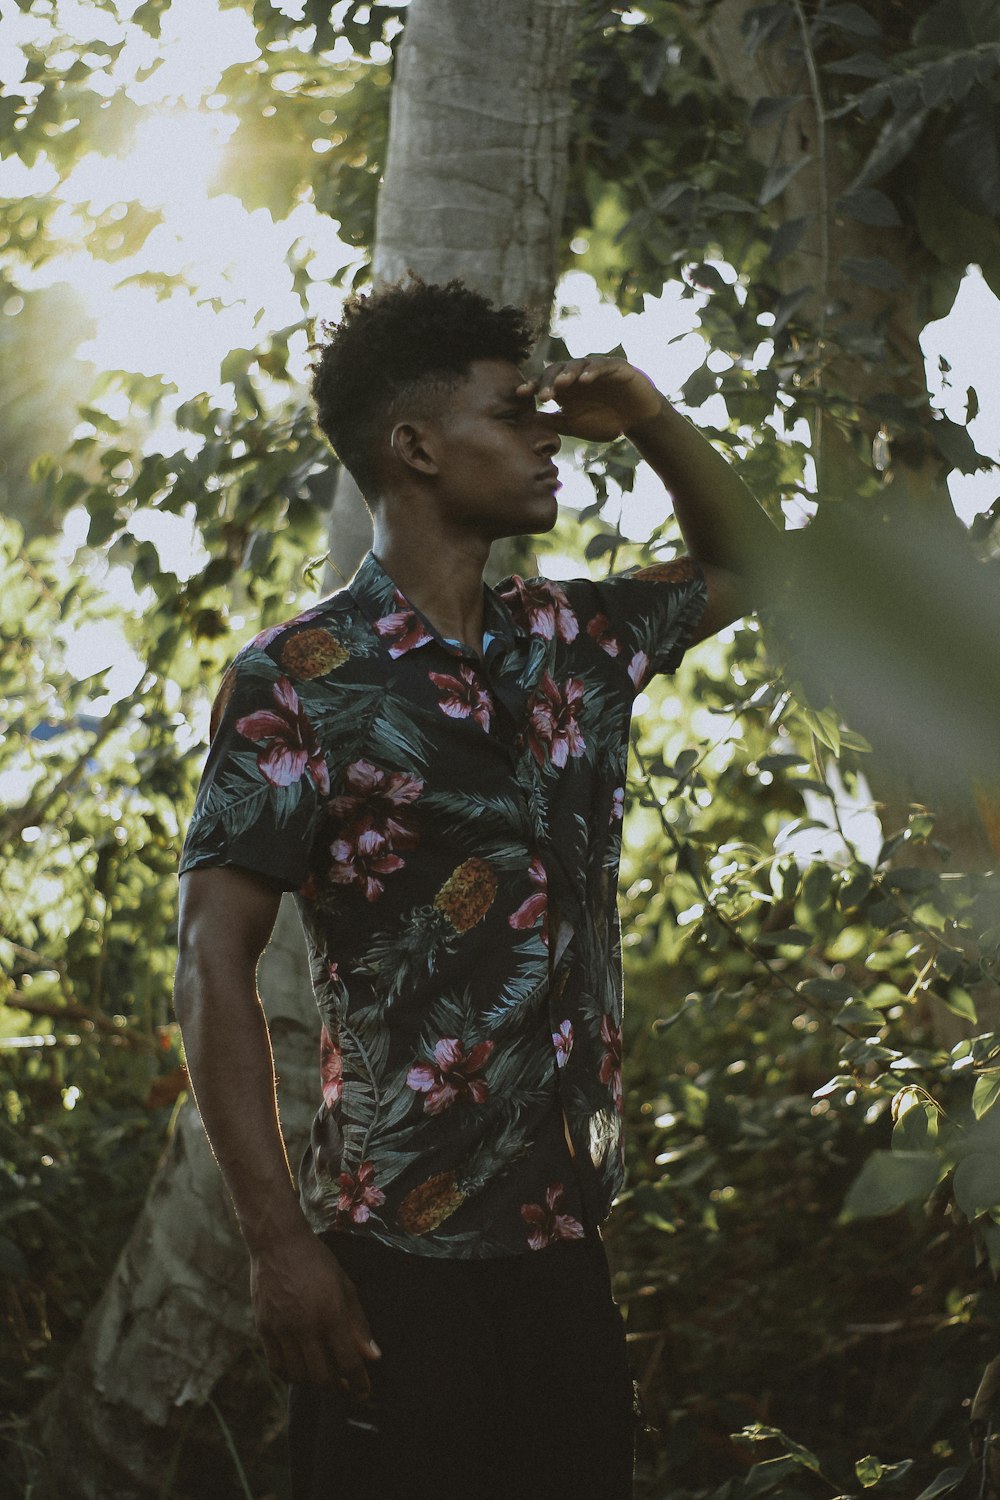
[625,396,782,576]
[174,922,309,1253]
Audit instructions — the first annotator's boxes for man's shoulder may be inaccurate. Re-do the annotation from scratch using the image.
[227,587,372,671]
[206,588,381,739]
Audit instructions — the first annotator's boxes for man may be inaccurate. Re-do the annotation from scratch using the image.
[174,277,780,1498]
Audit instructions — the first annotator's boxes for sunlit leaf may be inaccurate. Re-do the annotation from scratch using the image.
[842,1150,940,1220]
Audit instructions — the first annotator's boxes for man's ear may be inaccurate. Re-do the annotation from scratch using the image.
[389,421,438,477]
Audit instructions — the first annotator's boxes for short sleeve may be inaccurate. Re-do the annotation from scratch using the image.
[574,556,708,681]
[179,648,330,891]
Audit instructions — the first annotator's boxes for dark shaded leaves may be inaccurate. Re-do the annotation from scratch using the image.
[759,156,812,206]
[836,187,902,226]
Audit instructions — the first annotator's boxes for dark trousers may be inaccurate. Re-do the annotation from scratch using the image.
[288,1230,635,1500]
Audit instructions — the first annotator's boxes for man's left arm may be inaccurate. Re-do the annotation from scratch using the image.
[523,357,789,642]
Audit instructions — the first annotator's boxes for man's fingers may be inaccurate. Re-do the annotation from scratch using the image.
[298,1333,338,1388]
[341,1276,380,1359]
[328,1327,372,1401]
[535,359,595,402]
[276,1332,310,1385]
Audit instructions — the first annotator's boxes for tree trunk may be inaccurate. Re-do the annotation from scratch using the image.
[31,3,580,1494]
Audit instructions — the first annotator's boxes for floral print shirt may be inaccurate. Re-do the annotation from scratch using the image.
[179,551,706,1258]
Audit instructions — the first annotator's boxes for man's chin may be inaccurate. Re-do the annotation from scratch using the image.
[511,495,560,537]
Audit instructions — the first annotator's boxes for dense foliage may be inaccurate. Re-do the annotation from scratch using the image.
[1,1,999,1495]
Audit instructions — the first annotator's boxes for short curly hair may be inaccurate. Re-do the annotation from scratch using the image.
[310,276,536,501]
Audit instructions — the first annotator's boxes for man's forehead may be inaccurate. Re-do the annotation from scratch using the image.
[461,358,532,405]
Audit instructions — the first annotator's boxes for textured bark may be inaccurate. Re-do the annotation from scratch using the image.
[32,900,318,1499]
[32,3,580,1494]
[375,0,577,317]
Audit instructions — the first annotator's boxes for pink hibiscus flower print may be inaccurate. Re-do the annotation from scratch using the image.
[599,1014,623,1111]
[328,759,424,856]
[407,1037,495,1115]
[552,1019,573,1068]
[429,664,493,732]
[320,1024,343,1109]
[610,786,625,822]
[329,837,406,901]
[500,577,578,642]
[374,590,433,658]
[525,673,586,769]
[586,612,621,657]
[235,677,330,793]
[509,856,548,945]
[521,1183,585,1251]
[627,650,649,691]
[337,1161,385,1224]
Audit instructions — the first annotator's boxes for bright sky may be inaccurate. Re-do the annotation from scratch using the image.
[2,0,999,718]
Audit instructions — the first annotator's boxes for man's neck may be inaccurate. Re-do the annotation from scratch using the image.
[371,519,491,650]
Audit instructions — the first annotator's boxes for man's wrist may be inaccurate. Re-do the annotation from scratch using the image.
[239,1191,312,1256]
[623,391,672,444]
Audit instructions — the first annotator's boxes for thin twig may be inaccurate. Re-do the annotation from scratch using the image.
[3,994,158,1052]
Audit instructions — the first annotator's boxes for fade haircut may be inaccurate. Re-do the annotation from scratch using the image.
[310,276,536,501]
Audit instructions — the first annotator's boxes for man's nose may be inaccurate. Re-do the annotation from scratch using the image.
[534,418,561,458]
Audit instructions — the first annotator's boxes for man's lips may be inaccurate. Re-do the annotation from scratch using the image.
[536,467,561,491]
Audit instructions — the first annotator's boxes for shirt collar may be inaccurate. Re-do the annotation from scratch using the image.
[348,551,529,660]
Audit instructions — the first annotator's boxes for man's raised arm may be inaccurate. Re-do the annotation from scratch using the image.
[522,355,789,640]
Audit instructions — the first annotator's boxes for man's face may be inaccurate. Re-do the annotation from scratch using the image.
[421,359,562,540]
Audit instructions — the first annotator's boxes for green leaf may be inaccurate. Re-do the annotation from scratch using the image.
[797,977,854,1004]
[856,1456,914,1488]
[822,4,882,38]
[932,413,993,474]
[854,109,929,187]
[842,1150,940,1220]
[750,95,806,128]
[835,187,902,226]
[973,1072,1000,1119]
[841,256,906,292]
[911,1468,968,1500]
[892,1096,938,1151]
[680,364,719,409]
[834,1001,884,1029]
[743,1457,809,1496]
[772,284,814,333]
[767,214,813,263]
[801,706,841,755]
[942,987,977,1022]
[939,87,1000,217]
[755,928,812,949]
[759,156,812,206]
[737,1425,821,1471]
[839,867,873,909]
[856,1455,884,1487]
[954,1152,1000,1217]
[824,50,893,78]
[966,385,980,423]
[743,5,794,57]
